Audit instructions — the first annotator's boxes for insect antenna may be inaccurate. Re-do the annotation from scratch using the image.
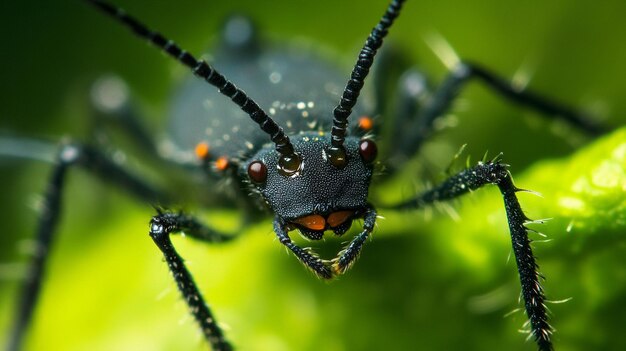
[85,0,301,174]
[328,0,405,168]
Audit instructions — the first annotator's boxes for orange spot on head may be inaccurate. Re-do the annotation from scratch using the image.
[292,214,326,231]
[195,142,210,160]
[358,116,374,131]
[215,156,229,171]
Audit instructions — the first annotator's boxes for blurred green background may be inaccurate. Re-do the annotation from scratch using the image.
[1,0,625,350]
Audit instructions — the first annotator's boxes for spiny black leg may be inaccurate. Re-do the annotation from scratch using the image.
[90,76,159,156]
[377,68,433,167]
[390,161,552,351]
[331,206,377,275]
[274,218,332,279]
[6,151,67,351]
[465,63,605,134]
[392,61,609,166]
[150,211,235,351]
[5,140,165,351]
[369,47,416,135]
[369,47,432,150]
[89,77,208,170]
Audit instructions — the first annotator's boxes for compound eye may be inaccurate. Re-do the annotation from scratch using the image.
[247,160,267,184]
[359,139,377,163]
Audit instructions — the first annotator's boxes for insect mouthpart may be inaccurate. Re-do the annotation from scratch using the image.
[287,210,358,240]
[292,210,355,231]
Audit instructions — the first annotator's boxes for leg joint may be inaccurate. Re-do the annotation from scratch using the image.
[149,212,179,240]
[476,161,510,184]
[452,60,472,79]
[57,141,83,166]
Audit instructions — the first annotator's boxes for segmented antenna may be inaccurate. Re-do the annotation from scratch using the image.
[86,0,301,173]
[328,0,405,168]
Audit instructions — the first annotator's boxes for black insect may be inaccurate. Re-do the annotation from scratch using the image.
[3,0,608,350]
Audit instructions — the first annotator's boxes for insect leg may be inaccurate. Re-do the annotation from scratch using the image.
[274,217,332,279]
[369,47,421,138]
[331,205,377,275]
[89,77,213,171]
[387,160,552,351]
[90,76,159,157]
[4,138,166,351]
[149,211,235,351]
[389,61,609,169]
